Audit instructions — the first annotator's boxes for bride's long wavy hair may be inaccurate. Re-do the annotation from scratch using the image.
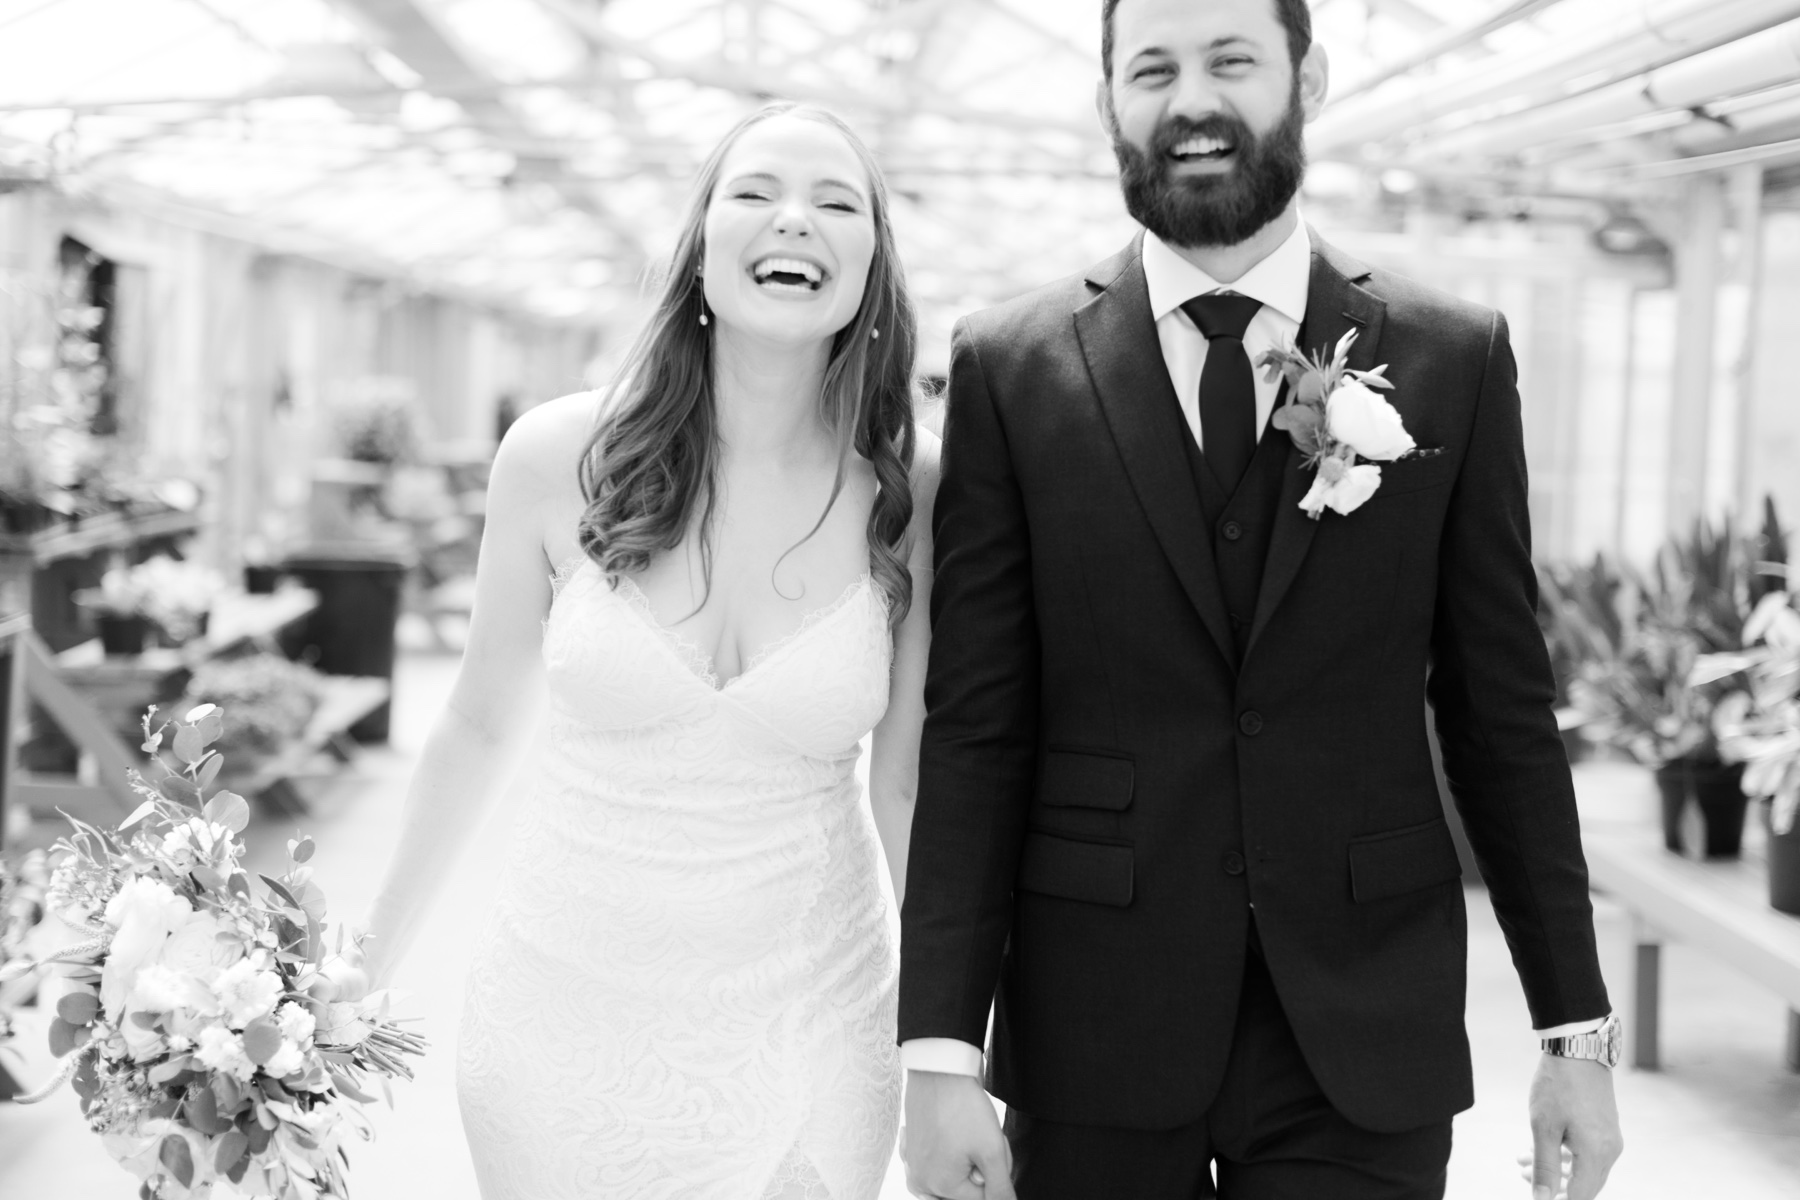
[576,103,919,626]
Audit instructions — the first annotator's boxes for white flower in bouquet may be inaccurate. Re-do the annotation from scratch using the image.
[212,955,284,1028]
[1326,378,1416,462]
[100,877,196,1021]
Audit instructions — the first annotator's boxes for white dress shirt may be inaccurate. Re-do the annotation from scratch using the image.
[1142,216,1312,453]
[900,218,1603,1079]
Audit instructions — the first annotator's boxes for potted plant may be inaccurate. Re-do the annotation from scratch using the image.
[330,378,423,468]
[130,554,226,646]
[181,653,325,762]
[1550,518,1754,857]
[1537,556,1623,764]
[74,556,226,654]
[73,566,154,656]
[1701,503,1800,911]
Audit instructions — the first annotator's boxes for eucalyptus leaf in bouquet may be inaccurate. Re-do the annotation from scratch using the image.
[0,704,424,1200]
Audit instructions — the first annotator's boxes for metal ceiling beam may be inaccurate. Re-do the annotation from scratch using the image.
[1358,0,1453,35]
[331,0,647,267]
[1331,0,1571,105]
[537,0,1093,138]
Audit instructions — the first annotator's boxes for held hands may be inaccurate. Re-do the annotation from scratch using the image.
[902,1070,1014,1200]
[1518,1055,1622,1200]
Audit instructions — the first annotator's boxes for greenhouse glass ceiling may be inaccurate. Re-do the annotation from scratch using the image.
[2,0,1798,339]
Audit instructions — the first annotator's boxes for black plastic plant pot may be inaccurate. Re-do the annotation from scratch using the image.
[1766,802,1800,916]
[95,613,149,657]
[279,550,413,742]
[1655,758,1749,859]
[243,564,283,594]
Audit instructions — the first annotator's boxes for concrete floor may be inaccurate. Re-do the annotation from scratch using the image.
[4,646,1799,1199]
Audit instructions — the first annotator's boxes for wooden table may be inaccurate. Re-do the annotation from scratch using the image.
[12,588,320,826]
[1576,763,1800,1072]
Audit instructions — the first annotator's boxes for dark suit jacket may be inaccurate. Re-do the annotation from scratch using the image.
[898,232,1610,1134]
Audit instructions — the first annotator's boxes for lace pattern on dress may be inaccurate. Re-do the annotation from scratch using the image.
[612,572,877,692]
[548,553,587,598]
[740,573,876,679]
[612,573,724,689]
[460,540,899,1200]
[760,1146,837,1200]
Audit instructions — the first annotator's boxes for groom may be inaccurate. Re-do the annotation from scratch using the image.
[898,1,1624,1198]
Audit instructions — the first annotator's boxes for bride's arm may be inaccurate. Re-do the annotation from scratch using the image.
[356,399,583,989]
[868,429,941,912]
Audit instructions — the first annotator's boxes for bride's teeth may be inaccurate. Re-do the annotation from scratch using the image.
[752,257,824,283]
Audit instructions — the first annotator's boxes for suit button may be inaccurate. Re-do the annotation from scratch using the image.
[1222,521,1244,541]
[1222,851,1246,876]
[1238,710,1263,736]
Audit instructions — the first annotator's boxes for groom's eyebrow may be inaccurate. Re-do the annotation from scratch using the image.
[1128,35,1260,59]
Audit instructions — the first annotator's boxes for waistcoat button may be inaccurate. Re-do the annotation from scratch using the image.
[1222,520,1244,541]
[1238,710,1264,736]
[1222,851,1246,876]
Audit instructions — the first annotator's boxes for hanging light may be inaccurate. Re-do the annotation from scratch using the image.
[1592,209,1669,256]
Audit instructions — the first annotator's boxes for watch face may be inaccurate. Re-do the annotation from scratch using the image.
[1602,1017,1623,1067]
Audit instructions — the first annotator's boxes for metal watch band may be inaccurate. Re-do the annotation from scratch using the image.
[1541,1014,1622,1068]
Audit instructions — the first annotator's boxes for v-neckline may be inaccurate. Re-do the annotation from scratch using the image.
[604,568,875,693]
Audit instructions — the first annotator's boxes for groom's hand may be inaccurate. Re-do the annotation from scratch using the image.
[902,1070,1014,1200]
[1527,1055,1622,1200]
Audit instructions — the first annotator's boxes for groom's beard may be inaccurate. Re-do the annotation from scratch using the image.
[1109,96,1307,249]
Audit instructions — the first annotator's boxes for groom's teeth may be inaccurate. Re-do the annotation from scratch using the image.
[1173,136,1233,158]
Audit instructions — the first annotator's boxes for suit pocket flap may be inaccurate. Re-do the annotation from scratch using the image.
[1038,749,1135,811]
[1372,453,1458,497]
[1348,818,1462,903]
[1017,832,1134,907]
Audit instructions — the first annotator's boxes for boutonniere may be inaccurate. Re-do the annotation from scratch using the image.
[1256,330,1439,520]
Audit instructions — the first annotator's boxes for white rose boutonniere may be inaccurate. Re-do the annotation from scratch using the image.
[1258,330,1438,520]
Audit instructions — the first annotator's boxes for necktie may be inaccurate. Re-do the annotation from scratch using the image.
[1181,293,1264,496]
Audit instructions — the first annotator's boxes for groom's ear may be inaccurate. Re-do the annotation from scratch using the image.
[1298,42,1330,123]
[1094,78,1113,137]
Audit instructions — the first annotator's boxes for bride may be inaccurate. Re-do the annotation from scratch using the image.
[343,103,936,1200]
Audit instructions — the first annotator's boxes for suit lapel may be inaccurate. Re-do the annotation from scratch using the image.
[1074,238,1237,667]
[1244,235,1388,663]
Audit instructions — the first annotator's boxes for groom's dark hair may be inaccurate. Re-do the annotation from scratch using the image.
[1102,0,1312,81]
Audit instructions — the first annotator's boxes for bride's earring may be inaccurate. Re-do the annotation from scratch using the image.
[870,327,879,340]
[698,298,709,327]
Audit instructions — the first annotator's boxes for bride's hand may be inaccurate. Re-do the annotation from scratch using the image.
[311,930,372,1003]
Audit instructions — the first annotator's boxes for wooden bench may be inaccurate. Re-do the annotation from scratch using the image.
[7,588,324,825]
[1575,762,1800,1072]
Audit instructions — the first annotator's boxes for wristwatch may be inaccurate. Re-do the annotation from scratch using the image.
[1541,1014,1623,1069]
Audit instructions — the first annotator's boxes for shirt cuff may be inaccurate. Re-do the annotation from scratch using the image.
[1535,1014,1611,1041]
[900,1038,984,1077]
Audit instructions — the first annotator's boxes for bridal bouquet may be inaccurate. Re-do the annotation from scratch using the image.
[0,704,424,1200]
[1258,330,1434,519]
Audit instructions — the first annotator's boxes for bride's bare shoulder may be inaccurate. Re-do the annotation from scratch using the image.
[491,391,605,499]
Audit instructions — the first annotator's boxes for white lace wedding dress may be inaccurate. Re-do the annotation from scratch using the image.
[457,557,901,1200]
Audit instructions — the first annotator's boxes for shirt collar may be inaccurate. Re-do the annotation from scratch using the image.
[1142,214,1312,327]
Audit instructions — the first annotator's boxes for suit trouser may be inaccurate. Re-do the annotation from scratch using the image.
[1004,924,1453,1200]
